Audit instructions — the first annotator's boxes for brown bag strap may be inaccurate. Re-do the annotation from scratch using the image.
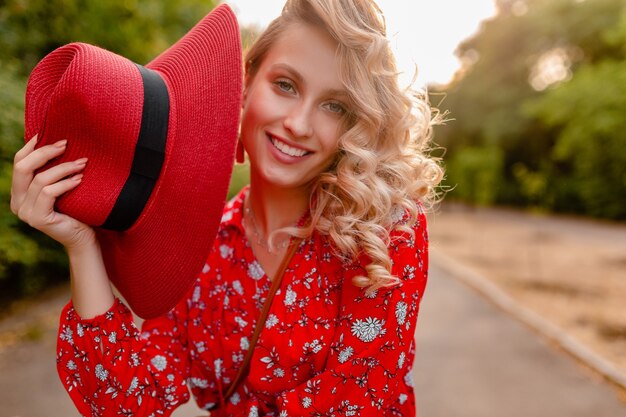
[223,237,304,400]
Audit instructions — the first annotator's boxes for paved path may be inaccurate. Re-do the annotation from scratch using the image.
[413,262,626,417]
[1,262,626,416]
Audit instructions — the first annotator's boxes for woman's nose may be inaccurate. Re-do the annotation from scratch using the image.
[283,103,313,139]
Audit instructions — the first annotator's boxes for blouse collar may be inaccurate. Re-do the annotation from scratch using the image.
[219,185,249,234]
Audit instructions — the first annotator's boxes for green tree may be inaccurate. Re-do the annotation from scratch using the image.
[435,0,626,217]
[525,59,626,219]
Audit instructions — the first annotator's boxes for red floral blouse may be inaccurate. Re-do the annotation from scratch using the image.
[57,186,429,417]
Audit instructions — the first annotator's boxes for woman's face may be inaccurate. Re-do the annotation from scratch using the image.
[240,23,349,191]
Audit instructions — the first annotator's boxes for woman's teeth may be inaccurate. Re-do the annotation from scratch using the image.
[270,136,309,157]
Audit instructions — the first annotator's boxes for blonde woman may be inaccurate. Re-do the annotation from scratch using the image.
[11,0,442,415]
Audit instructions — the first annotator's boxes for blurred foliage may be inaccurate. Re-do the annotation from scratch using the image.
[229,163,251,199]
[525,60,626,218]
[0,59,68,302]
[0,0,219,306]
[447,146,503,206]
[435,0,626,219]
[0,0,219,74]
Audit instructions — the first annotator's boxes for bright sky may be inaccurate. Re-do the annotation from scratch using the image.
[224,0,497,87]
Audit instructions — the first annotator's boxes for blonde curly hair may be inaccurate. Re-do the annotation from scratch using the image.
[245,0,443,291]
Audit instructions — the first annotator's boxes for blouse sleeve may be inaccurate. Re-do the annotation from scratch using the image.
[276,212,429,416]
[56,294,194,417]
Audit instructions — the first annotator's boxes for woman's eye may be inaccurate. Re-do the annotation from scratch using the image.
[275,80,295,93]
[326,102,346,115]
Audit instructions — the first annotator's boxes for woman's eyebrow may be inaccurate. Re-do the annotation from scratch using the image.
[325,88,350,100]
[270,63,304,84]
[270,63,349,98]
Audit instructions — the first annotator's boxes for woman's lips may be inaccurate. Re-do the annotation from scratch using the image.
[267,134,312,158]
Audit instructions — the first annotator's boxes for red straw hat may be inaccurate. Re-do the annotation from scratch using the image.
[24,4,242,319]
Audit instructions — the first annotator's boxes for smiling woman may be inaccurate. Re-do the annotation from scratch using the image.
[240,0,443,292]
[11,0,444,416]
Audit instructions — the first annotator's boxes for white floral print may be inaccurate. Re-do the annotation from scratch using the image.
[94,364,108,381]
[221,210,233,223]
[248,261,264,280]
[190,377,209,389]
[232,280,244,295]
[150,355,167,372]
[230,392,241,405]
[214,358,223,379]
[127,376,139,395]
[248,405,259,417]
[240,336,250,350]
[129,352,140,367]
[338,346,354,364]
[220,244,233,259]
[404,370,414,387]
[60,326,73,344]
[304,339,323,354]
[192,285,201,302]
[265,314,279,329]
[235,316,248,329]
[351,317,384,342]
[403,265,416,280]
[395,301,408,325]
[284,287,297,306]
[398,351,406,368]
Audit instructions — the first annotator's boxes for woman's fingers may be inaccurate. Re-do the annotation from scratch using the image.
[18,158,88,222]
[11,139,68,214]
[28,174,84,229]
[13,134,38,165]
[33,158,88,191]
[15,139,67,175]
[10,135,40,213]
[10,135,95,248]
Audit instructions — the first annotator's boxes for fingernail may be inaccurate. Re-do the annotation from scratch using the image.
[30,134,38,144]
[73,174,83,181]
[75,157,88,165]
[55,140,67,148]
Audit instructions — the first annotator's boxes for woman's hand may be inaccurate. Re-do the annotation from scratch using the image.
[10,135,94,250]
[11,134,115,318]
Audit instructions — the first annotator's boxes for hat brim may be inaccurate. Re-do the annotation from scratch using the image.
[97,4,242,319]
